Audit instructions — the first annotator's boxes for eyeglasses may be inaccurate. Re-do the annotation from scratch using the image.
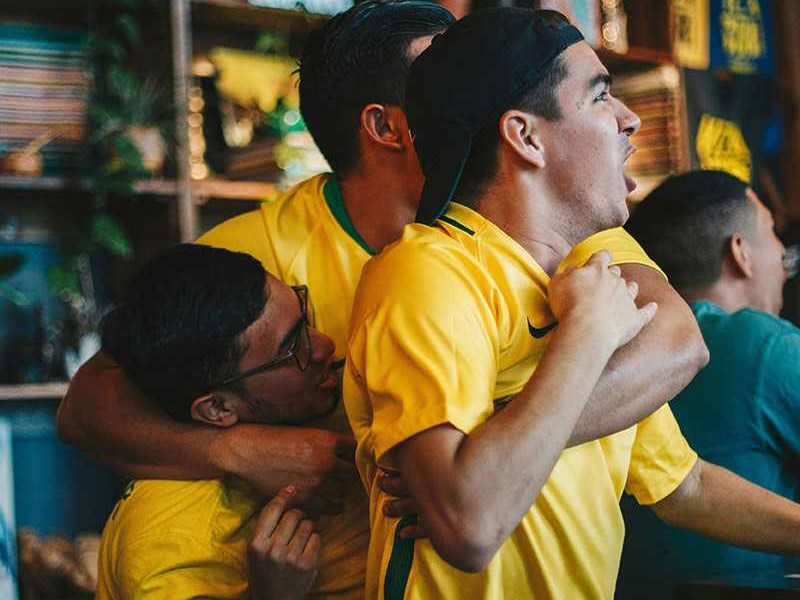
[207,285,312,391]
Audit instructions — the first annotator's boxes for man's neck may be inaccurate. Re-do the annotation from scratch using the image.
[682,281,750,314]
[476,185,578,276]
[339,172,418,253]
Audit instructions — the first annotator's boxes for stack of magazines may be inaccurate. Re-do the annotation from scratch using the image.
[0,24,90,177]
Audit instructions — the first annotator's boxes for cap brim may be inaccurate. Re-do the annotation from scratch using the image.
[414,129,473,224]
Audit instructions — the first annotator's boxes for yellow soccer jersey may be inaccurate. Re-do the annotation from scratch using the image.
[96,479,259,600]
[199,173,372,598]
[344,203,698,600]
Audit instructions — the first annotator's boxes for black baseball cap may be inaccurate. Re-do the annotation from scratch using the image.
[406,8,584,224]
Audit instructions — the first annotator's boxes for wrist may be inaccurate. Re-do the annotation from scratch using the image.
[556,311,618,358]
[209,426,241,477]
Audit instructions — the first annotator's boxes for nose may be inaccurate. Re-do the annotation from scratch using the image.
[616,98,641,137]
[309,327,336,365]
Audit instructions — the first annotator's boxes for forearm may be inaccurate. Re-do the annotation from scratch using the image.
[653,459,800,555]
[61,354,358,504]
[569,265,708,446]
[58,352,228,479]
[399,319,615,571]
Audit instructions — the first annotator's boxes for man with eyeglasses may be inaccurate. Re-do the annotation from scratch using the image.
[619,170,800,598]
[96,244,339,600]
[59,4,458,598]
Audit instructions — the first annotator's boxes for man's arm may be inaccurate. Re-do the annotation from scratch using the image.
[395,253,656,572]
[568,264,709,446]
[57,352,356,508]
[651,459,800,555]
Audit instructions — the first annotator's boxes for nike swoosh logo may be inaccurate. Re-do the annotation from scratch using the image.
[528,318,558,339]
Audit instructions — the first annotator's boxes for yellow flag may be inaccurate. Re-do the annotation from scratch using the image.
[696,113,752,183]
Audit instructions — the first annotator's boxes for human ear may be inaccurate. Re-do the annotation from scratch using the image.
[360,103,408,151]
[190,393,240,428]
[499,110,545,169]
[729,233,754,279]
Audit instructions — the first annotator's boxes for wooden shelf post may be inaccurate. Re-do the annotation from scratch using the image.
[171,0,197,241]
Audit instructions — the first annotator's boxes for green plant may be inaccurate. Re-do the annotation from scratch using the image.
[90,69,164,140]
[88,0,169,192]
[49,0,164,339]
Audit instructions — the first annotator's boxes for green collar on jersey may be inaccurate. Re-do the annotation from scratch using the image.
[438,213,475,236]
[323,176,376,256]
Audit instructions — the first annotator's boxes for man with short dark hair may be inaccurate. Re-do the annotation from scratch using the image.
[96,244,338,600]
[619,170,800,598]
[59,4,455,597]
[345,10,800,599]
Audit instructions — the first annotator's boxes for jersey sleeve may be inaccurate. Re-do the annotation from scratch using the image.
[759,329,800,461]
[625,404,698,505]
[560,227,666,279]
[345,244,499,469]
[196,208,279,274]
[115,532,247,600]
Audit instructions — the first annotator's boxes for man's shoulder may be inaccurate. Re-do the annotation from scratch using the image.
[361,222,485,293]
[199,174,329,246]
[106,479,258,546]
[695,302,798,340]
[260,172,330,223]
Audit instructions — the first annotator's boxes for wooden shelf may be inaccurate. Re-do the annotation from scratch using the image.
[0,175,87,192]
[0,175,276,202]
[0,382,68,401]
[191,0,326,32]
[138,178,278,202]
[599,46,675,74]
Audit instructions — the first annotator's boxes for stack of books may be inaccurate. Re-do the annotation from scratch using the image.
[614,65,686,201]
[0,24,90,177]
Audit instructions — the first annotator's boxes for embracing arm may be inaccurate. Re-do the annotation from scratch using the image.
[57,352,356,506]
[568,264,708,446]
[397,318,618,572]
[393,254,655,572]
[651,459,800,555]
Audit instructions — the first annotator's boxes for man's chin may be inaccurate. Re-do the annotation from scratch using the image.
[306,390,341,425]
[615,203,630,227]
[597,205,628,233]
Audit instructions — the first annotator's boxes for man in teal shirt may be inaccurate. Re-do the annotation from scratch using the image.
[619,170,800,598]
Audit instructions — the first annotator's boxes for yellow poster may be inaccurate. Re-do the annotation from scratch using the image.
[719,0,766,74]
[695,113,751,183]
[673,0,710,70]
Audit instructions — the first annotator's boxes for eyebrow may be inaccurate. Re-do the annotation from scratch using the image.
[277,286,307,351]
[265,278,296,351]
[277,316,304,352]
[587,72,612,92]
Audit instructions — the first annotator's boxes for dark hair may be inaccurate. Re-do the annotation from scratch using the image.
[101,244,268,421]
[456,50,569,202]
[298,0,453,176]
[625,170,755,292]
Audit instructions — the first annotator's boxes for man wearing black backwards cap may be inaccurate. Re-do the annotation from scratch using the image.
[345,8,800,599]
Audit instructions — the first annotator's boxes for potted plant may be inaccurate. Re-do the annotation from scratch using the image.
[90,68,168,178]
[47,0,165,376]
[88,0,169,184]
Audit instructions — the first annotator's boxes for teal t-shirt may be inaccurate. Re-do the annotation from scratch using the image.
[618,300,800,599]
